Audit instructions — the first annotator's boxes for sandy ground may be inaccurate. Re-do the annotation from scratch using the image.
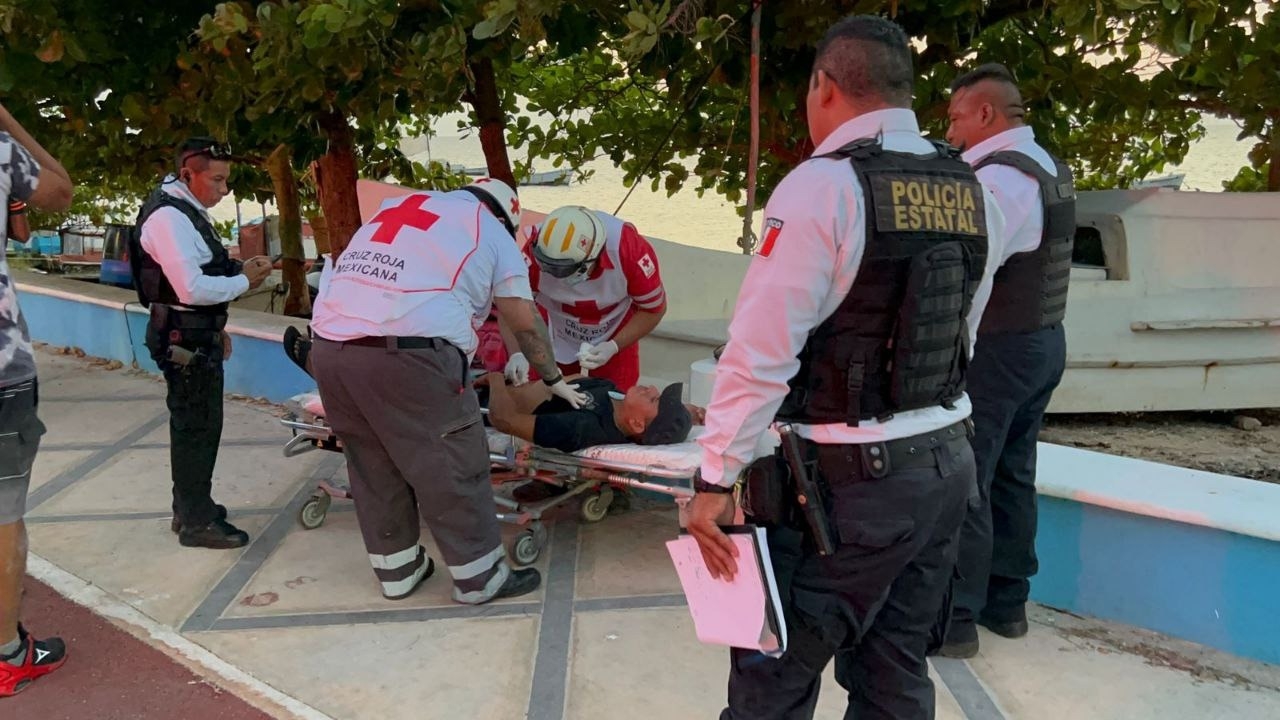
[1040,408,1280,484]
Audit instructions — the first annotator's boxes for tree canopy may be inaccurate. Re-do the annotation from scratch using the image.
[0,0,1273,253]
[494,0,1278,215]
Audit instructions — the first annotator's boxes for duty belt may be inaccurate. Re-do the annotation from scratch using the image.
[338,335,452,351]
[160,306,227,331]
[804,418,973,484]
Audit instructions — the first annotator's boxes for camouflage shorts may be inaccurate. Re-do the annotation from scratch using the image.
[0,380,45,524]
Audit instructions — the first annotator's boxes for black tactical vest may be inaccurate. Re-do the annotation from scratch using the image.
[973,150,1076,335]
[129,186,241,314]
[776,139,989,426]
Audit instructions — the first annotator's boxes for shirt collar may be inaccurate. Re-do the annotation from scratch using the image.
[961,126,1036,165]
[812,108,922,156]
[160,175,213,220]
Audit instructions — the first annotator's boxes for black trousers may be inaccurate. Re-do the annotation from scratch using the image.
[723,430,975,720]
[164,360,225,529]
[951,324,1066,625]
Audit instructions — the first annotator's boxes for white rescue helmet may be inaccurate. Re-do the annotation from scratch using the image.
[533,205,607,281]
[459,177,521,237]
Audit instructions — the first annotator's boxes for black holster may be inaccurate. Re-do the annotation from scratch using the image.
[146,304,225,370]
[741,454,791,527]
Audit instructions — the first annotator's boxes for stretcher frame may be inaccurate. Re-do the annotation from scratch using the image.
[279,407,694,565]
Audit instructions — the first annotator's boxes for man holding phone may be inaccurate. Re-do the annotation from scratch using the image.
[130,136,272,549]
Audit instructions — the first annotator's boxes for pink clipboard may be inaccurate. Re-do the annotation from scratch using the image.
[666,525,787,656]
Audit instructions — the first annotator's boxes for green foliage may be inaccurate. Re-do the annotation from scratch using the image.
[0,1,477,225]
[1166,0,1278,191]
[2,0,1275,244]
[1223,165,1267,192]
[488,0,1280,203]
[0,3,221,213]
[189,0,464,147]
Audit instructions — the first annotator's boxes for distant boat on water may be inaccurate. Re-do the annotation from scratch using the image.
[445,162,571,186]
[522,168,572,186]
[1132,173,1185,190]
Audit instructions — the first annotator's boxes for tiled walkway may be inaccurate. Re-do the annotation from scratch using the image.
[18,351,1280,719]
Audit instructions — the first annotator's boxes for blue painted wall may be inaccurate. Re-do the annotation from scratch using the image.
[17,290,315,403]
[1033,496,1280,666]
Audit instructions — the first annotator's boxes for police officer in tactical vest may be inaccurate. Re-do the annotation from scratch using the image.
[129,137,272,549]
[687,15,1008,719]
[937,64,1075,657]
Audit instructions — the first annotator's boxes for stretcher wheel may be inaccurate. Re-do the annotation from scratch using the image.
[512,529,543,566]
[298,493,331,530]
[579,487,614,524]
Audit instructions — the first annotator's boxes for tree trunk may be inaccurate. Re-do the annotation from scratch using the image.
[467,57,516,188]
[1269,117,1280,192]
[315,111,362,260]
[266,144,311,317]
[308,211,330,257]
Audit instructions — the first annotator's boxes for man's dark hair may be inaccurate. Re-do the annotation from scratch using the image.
[175,136,232,173]
[813,15,914,107]
[950,62,1017,93]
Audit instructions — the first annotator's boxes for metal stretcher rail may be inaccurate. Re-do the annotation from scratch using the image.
[523,446,698,481]
[278,402,696,563]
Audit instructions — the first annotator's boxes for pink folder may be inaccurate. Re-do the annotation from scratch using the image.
[666,526,787,656]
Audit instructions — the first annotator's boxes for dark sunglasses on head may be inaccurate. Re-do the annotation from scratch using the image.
[180,140,234,166]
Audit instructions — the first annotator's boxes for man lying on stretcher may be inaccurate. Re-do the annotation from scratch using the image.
[481,373,700,505]
[479,373,701,453]
[284,327,700,454]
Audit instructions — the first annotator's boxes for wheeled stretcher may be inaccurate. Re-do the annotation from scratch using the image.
[278,392,706,565]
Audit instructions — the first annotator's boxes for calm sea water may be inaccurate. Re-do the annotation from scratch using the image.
[210,115,1253,253]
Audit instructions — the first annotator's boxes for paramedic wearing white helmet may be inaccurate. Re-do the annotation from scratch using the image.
[502,205,667,392]
[686,15,1008,719]
[309,178,588,605]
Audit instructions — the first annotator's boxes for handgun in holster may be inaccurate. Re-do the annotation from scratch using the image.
[777,423,836,556]
[164,342,207,369]
[146,304,210,370]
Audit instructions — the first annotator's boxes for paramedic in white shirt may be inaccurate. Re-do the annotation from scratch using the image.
[308,178,587,605]
[938,63,1075,658]
[685,16,1008,720]
[133,137,272,550]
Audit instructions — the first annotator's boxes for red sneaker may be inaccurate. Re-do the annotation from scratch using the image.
[0,625,67,697]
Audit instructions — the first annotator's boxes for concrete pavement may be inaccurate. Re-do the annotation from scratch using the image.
[13,348,1280,719]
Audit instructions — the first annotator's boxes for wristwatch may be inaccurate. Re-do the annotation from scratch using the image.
[541,371,563,386]
[692,469,735,494]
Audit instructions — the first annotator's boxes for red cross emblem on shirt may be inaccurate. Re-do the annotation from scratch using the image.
[564,299,609,324]
[369,194,439,245]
